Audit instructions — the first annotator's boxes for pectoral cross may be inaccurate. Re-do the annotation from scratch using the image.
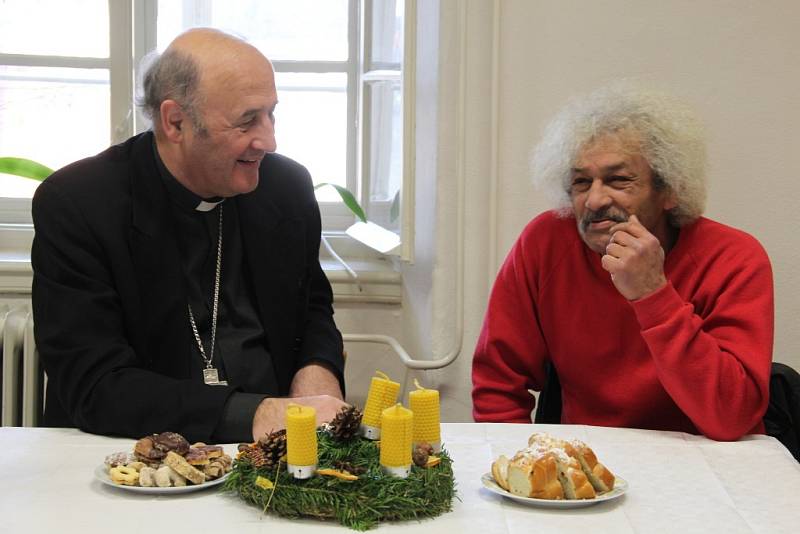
[203,367,228,386]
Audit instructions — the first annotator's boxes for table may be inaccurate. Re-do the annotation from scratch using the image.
[2,424,799,533]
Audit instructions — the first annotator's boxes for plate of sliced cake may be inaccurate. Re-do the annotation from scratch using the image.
[483,432,628,508]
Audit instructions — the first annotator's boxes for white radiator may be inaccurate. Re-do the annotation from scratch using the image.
[0,305,42,427]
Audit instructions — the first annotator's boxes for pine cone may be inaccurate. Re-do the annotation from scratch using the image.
[240,446,269,468]
[329,405,363,442]
[333,460,366,475]
[257,429,287,467]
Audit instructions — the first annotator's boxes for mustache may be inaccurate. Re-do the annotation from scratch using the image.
[580,209,628,232]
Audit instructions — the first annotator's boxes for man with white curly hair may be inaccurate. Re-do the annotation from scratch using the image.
[472,84,773,441]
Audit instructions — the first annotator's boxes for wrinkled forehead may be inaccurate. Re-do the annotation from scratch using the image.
[195,57,277,120]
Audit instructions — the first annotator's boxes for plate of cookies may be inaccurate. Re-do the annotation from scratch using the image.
[96,431,233,494]
[482,432,628,509]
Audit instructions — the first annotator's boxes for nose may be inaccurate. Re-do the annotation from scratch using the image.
[584,179,611,211]
[251,115,277,153]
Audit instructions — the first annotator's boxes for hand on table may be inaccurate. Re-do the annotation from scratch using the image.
[251,362,347,441]
[252,394,349,441]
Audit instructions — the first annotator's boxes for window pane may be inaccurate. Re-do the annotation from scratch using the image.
[274,73,347,202]
[0,66,110,197]
[157,0,349,61]
[0,0,108,57]
[365,80,401,232]
[369,0,403,68]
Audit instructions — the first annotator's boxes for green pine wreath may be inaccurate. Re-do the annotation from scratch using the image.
[222,430,456,531]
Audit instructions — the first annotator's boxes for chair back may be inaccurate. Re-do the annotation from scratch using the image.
[764,362,800,462]
[533,360,562,424]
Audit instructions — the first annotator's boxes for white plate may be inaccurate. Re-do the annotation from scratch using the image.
[95,465,229,494]
[481,472,628,509]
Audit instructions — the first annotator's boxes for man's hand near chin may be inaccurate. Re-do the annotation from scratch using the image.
[251,362,347,441]
[601,214,668,301]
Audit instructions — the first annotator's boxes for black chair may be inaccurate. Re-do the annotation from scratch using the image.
[764,362,800,462]
[533,360,562,424]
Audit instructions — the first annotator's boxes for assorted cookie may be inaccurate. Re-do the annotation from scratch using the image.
[104,431,232,487]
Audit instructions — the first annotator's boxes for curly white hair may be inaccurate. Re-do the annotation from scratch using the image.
[531,83,707,226]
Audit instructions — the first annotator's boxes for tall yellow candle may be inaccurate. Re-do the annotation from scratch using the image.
[408,379,441,452]
[361,371,400,439]
[286,404,317,479]
[379,403,413,477]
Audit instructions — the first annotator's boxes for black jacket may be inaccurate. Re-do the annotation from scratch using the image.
[31,132,343,441]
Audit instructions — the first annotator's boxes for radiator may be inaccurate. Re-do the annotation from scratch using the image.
[0,306,42,427]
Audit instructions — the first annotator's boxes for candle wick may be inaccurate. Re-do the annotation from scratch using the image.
[376,370,390,381]
[413,378,424,391]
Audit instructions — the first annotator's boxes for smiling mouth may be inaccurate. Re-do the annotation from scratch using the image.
[236,158,260,167]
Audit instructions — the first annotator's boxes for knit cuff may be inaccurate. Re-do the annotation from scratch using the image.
[630,281,686,330]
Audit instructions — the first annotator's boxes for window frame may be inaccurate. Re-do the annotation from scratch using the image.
[0,0,415,263]
[0,0,134,225]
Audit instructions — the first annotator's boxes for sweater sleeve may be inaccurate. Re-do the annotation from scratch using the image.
[472,230,549,423]
[630,238,773,441]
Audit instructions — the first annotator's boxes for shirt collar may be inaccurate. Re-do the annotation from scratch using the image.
[152,137,225,212]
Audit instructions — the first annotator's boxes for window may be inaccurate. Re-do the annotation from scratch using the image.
[0,0,114,216]
[0,0,413,261]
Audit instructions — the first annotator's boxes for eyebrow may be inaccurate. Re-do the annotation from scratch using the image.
[237,102,278,122]
[237,109,260,121]
[571,162,630,174]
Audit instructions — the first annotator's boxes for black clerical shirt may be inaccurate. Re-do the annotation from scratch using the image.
[154,144,277,442]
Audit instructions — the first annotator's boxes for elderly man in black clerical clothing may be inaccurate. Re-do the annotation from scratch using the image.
[31,28,347,443]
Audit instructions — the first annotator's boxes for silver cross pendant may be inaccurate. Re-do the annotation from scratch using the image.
[203,367,228,386]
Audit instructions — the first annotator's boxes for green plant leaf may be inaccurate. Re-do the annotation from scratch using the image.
[314,182,367,223]
[0,157,54,181]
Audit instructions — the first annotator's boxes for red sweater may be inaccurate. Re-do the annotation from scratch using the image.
[472,211,773,440]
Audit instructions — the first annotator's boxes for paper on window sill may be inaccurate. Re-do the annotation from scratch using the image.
[345,221,401,255]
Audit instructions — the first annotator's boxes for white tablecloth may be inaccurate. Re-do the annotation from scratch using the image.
[2,424,798,533]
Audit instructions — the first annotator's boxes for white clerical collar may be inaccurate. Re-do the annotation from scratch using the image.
[195,198,225,212]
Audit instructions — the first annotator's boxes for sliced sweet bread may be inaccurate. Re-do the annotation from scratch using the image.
[490,432,616,500]
[563,439,615,493]
[554,455,596,499]
[491,454,511,491]
[506,447,565,500]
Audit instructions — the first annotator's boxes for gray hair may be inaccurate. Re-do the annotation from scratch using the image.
[138,48,207,135]
[531,83,707,226]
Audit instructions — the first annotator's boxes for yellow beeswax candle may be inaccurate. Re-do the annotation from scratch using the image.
[409,379,441,451]
[286,404,317,478]
[361,371,400,439]
[379,403,413,476]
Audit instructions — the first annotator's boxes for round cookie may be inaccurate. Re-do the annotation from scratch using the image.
[109,466,139,486]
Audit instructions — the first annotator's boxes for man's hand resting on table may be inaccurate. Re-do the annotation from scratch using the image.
[251,362,348,440]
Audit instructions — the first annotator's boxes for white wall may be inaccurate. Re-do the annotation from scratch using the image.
[337,0,800,422]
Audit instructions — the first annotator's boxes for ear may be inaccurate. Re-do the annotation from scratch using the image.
[663,189,678,211]
[159,99,185,142]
